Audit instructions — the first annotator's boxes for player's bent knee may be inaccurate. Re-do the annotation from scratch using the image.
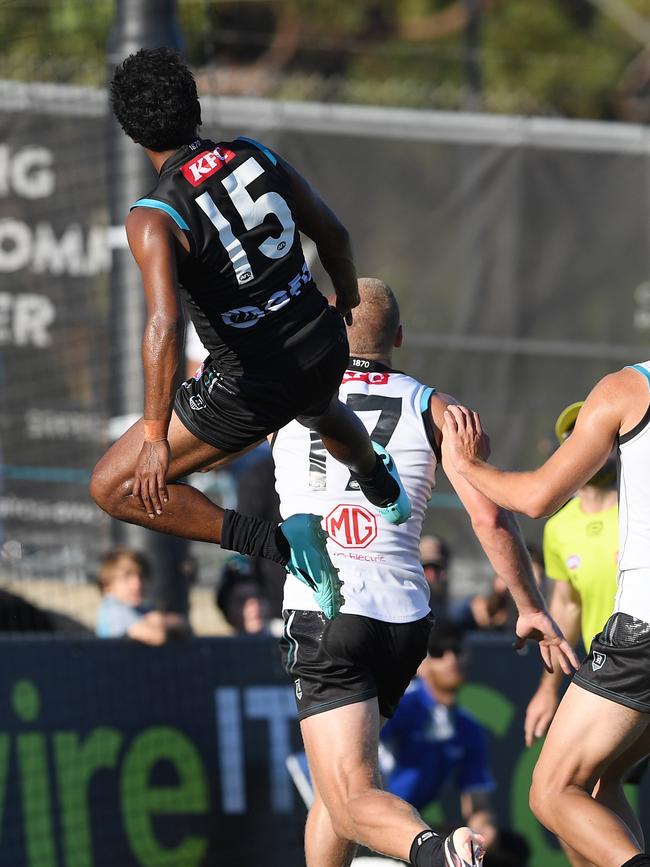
[319,790,363,840]
[89,467,133,517]
[89,467,109,510]
[328,806,355,842]
[529,772,560,831]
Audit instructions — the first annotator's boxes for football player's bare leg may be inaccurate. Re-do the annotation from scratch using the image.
[300,699,480,866]
[557,728,650,867]
[300,699,425,864]
[530,683,649,867]
[90,412,260,541]
[591,727,650,851]
[558,839,597,867]
[305,786,357,867]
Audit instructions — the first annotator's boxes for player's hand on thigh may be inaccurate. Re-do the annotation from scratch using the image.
[132,439,171,518]
[515,610,580,675]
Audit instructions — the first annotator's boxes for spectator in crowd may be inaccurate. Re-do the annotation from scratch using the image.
[419,534,451,620]
[448,544,546,632]
[380,623,497,851]
[96,548,191,645]
[215,554,273,635]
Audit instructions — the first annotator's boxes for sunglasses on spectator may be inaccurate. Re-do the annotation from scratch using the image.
[428,643,463,658]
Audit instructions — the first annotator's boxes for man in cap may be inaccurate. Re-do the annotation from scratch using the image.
[420,535,452,620]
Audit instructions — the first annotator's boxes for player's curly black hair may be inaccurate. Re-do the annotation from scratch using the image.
[110,47,202,151]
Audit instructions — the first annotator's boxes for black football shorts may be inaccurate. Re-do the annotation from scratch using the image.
[279,610,433,721]
[574,612,650,714]
[175,308,349,453]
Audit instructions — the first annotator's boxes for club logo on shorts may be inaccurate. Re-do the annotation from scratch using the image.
[294,679,302,700]
[189,395,206,411]
[592,651,607,671]
[326,504,378,549]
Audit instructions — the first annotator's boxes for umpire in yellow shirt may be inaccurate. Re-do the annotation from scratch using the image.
[543,401,619,653]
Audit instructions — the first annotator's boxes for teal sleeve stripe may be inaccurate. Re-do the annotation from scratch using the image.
[630,364,650,391]
[237,136,278,166]
[420,386,436,412]
[131,198,190,231]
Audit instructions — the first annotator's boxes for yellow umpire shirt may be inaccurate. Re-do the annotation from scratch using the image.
[543,497,619,651]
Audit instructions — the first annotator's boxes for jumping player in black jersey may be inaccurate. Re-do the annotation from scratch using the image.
[90,48,409,618]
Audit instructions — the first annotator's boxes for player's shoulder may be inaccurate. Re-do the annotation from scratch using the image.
[584,366,645,419]
[210,135,283,172]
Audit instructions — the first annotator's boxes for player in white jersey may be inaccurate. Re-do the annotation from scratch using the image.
[273,278,576,867]
[444,362,650,867]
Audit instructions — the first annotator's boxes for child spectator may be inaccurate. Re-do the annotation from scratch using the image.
[96,548,190,645]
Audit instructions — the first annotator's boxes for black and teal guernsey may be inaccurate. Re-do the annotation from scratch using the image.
[131,137,328,373]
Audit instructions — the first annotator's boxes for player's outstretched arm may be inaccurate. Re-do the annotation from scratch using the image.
[433,393,579,674]
[126,207,185,518]
[278,156,359,323]
[442,373,626,518]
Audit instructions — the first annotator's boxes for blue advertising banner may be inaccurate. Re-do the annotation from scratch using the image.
[0,636,305,867]
[1,634,648,867]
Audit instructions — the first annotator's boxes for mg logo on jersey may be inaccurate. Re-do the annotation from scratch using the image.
[592,651,607,671]
[326,504,378,549]
[181,146,236,186]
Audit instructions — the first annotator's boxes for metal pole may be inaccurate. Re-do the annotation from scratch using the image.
[106,0,189,614]
[463,0,483,111]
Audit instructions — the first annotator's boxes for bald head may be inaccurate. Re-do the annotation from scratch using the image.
[347,278,401,358]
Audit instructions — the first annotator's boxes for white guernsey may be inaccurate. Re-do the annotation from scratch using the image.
[616,361,650,626]
[274,357,436,622]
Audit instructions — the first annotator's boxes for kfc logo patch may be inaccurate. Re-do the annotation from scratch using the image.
[326,504,378,549]
[181,147,236,186]
[341,371,390,386]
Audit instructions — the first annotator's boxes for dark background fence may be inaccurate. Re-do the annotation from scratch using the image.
[1,83,649,584]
